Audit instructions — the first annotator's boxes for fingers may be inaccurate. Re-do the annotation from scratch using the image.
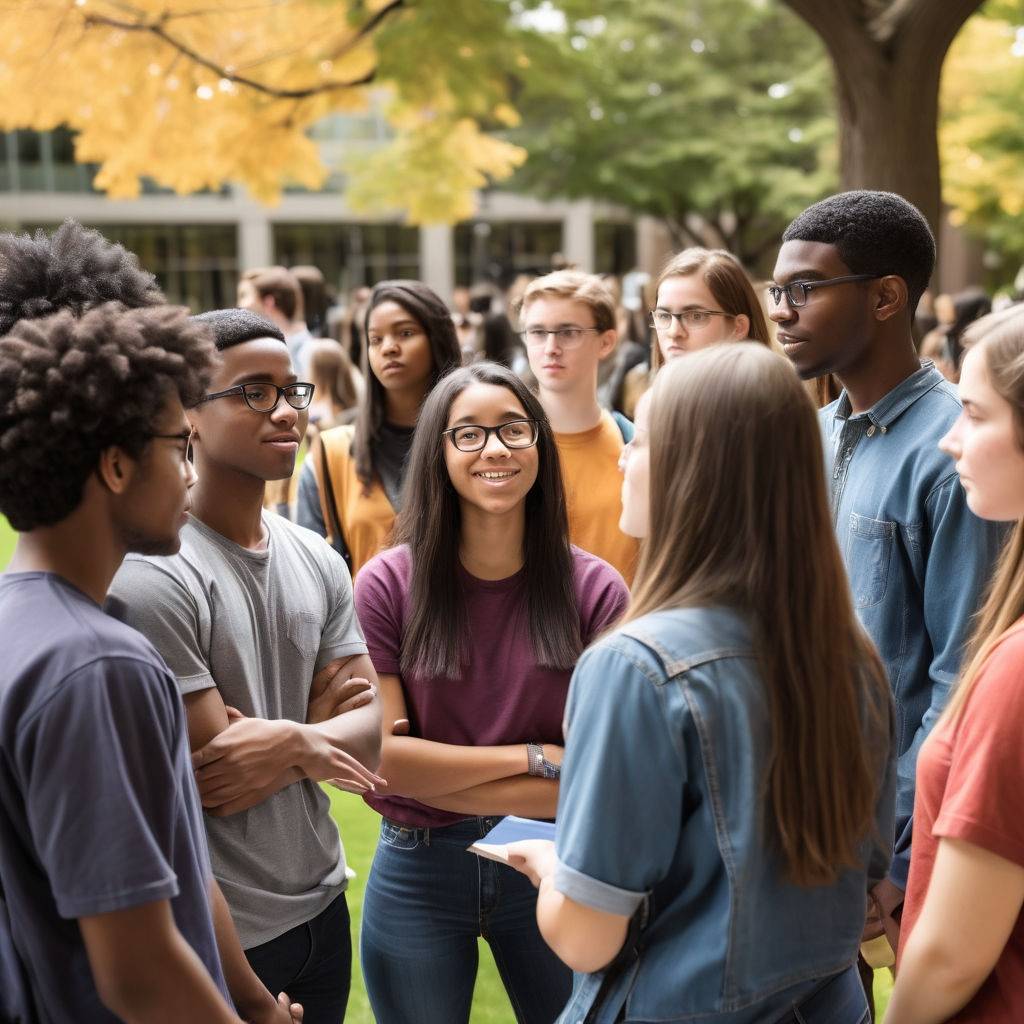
[329,752,386,790]
[224,705,244,721]
[334,689,375,715]
[278,991,303,1022]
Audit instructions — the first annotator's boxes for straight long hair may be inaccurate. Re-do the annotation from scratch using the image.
[627,345,891,885]
[651,248,774,371]
[943,322,1024,723]
[395,363,580,680]
[353,280,461,491]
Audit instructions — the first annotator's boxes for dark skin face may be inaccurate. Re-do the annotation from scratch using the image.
[769,240,917,413]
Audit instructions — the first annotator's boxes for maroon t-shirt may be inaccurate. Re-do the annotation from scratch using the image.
[354,544,629,828]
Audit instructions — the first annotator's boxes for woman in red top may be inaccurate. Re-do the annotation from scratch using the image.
[888,311,1024,1022]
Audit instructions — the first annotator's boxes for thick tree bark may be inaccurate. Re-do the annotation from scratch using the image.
[782,0,984,237]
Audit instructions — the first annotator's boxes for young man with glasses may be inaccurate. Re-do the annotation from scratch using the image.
[516,270,638,584]
[771,191,1007,980]
[0,303,303,1023]
[108,308,384,1024]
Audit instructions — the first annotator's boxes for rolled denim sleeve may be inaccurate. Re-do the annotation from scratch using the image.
[555,640,685,914]
[891,474,1007,887]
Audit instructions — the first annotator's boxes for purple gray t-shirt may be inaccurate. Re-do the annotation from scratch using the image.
[354,545,629,828]
[0,572,228,1022]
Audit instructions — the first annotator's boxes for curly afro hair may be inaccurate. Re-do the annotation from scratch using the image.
[0,304,218,531]
[0,220,164,336]
[782,191,936,314]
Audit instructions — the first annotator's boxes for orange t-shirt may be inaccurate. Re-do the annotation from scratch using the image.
[554,412,638,585]
[900,618,1024,1021]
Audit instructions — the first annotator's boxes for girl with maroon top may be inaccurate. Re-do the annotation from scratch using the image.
[353,362,628,1024]
[888,313,1024,1023]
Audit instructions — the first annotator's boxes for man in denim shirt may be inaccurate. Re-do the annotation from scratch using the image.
[771,191,1007,951]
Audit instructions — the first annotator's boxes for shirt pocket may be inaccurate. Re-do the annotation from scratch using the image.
[846,513,896,609]
[286,610,322,659]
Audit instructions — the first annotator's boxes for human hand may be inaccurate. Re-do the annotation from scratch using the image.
[307,674,375,724]
[300,727,387,794]
[541,744,564,767]
[506,839,557,888]
[245,990,303,1023]
[192,713,299,808]
[862,877,904,946]
[392,718,410,735]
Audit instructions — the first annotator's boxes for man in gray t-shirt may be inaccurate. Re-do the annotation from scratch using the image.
[109,308,383,1024]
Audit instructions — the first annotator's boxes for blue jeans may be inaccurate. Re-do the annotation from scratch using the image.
[361,817,572,1024]
[245,891,351,1024]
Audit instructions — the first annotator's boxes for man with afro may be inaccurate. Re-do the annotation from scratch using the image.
[771,191,1007,972]
[0,226,302,1022]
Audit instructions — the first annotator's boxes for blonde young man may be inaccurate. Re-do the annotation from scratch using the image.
[518,270,639,584]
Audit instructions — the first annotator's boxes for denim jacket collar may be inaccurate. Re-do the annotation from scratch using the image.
[832,361,945,433]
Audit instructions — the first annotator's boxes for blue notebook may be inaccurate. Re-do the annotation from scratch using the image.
[467,816,557,864]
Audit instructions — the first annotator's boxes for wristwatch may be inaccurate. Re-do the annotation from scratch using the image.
[527,742,561,779]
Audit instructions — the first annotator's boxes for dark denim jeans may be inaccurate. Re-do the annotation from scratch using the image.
[245,891,351,1024]
[361,816,572,1024]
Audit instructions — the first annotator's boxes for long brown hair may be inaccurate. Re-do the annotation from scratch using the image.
[394,363,580,680]
[353,280,461,491]
[627,345,890,885]
[651,248,773,371]
[942,322,1024,723]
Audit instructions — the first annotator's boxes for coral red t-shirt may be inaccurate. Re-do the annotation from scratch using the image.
[901,618,1024,1021]
[354,544,629,828]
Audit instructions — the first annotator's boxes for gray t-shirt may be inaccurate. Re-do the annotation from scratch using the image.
[108,512,367,948]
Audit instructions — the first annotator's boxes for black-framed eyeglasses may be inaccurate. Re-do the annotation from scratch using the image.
[148,429,194,464]
[197,382,315,413]
[649,309,734,331]
[766,274,880,308]
[442,418,540,453]
[518,327,600,349]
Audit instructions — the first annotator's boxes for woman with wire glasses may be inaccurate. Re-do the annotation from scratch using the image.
[353,362,629,1024]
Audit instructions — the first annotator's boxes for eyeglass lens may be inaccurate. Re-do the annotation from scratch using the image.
[243,384,314,412]
[450,420,538,452]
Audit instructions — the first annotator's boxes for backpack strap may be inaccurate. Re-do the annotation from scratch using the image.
[611,410,635,444]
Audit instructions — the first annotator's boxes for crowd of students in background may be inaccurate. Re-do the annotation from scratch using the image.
[3,188,1024,1024]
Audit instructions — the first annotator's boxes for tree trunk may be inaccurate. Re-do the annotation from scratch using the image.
[781,0,984,239]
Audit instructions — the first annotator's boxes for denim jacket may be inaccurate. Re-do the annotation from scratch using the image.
[553,606,895,1024]
[821,362,1008,888]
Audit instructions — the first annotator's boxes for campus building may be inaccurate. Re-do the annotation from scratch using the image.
[0,120,655,311]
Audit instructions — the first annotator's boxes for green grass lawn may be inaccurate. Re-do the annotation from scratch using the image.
[0,512,891,1021]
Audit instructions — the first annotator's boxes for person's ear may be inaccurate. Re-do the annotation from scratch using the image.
[731,314,750,340]
[875,275,907,323]
[96,446,136,495]
[597,329,618,361]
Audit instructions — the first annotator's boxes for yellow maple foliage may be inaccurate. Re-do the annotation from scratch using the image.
[0,0,525,219]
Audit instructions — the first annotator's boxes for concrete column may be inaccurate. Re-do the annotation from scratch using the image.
[637,215,674,282]
[563,199,595,272]
[419,223,454,302]
[237,212,273,270]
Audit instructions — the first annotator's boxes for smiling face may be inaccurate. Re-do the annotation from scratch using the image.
[619,388,651,538]
[188,338,306,482]
[654,273,749,360]
[443,382,540,518]
[521,296,616,396]
[940,345,1024,522]
[366,300,434,396]
[769,240,877,380]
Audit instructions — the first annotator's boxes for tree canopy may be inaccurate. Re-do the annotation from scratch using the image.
[507,0,836,270]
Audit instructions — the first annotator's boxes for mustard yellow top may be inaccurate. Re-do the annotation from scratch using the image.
[315,424,396,578]
[554,411,639,585]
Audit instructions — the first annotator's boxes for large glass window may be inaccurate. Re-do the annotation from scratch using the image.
[595,222,637,277]
[273,223,419,296]
[453,221,563,287]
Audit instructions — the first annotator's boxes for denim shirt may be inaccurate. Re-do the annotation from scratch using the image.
[553,607,895,1024]
[821,362,1008,888]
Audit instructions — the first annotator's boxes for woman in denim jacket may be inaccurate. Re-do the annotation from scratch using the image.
[510,344,896,1024]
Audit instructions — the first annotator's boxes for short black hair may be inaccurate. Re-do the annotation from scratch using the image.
[190,308,286,350]
[0,220,163,336]
[0,304,217,530]
[782,191,936,313]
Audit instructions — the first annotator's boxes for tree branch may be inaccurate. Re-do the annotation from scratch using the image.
[80,0,406,99]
